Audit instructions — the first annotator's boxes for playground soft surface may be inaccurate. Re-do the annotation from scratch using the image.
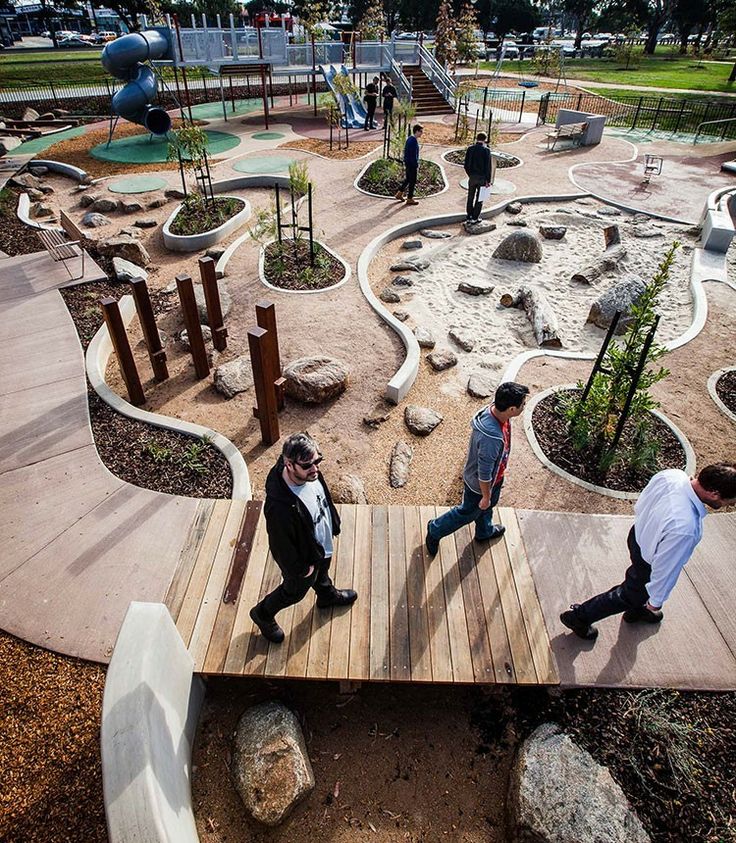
[89,129,241,164]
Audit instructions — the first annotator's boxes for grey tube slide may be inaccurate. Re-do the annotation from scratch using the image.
[102,30,172,136]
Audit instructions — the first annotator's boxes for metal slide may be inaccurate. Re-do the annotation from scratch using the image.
[102,29,173,135]
[319,64,369,129]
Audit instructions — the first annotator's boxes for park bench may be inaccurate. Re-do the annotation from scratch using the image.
[36,209,85,281]
[546,121,588,151]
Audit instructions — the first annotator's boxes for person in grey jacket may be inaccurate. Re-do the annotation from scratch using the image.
[464,132,494,223]
[425,382,529,556]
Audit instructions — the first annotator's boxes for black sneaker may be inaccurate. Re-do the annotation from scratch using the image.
[623,606,663,624]
[476,525,506,542]
[249,605,284,644]
[316,588,358,609]
[425,521,439,556]
[559,604,598,640]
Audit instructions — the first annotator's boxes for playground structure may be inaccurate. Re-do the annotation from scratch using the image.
[319,64,369,129]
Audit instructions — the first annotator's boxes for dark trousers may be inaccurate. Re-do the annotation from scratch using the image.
[576,528,651,624]
[364,99,376,129]
[428,482,503,543]
[400,163,418,198]
[466,178,485,220]
[259,556,334,619]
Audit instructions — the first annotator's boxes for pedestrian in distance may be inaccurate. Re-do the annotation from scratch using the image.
[249,433,358,644]
[363,76,379,130]
[560,463,736,641]
[395,123,423,207]
[464,131,494,224]
[425,381,530,557]
[381,74,398,119]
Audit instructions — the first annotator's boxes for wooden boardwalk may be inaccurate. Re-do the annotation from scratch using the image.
[165,501,559,685]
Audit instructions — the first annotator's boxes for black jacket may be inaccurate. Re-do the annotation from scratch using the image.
[464,142,492,182]
[263,455,341,578]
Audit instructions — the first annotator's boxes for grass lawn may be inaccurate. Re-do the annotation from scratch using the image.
[0,49,107,85]
[580,85,736,104]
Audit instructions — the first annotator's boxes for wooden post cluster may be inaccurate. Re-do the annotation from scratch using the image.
[248,299,285,446]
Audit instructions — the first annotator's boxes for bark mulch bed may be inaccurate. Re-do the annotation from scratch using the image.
[532,390,687,493]
[357,158,444,199]
[715,369,736,415]
[0,187,45,256]
[282,137,380,160]
[169,196,245,237]
[263,238,344,291]
[0,632,107,843]
[444,148,522,168]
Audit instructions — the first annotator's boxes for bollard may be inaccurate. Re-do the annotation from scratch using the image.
[175,273,210,379]
[248,327,280,445]
[129,277,168,382]
[198,256,228,352]
[100,297,145,406]
[255,299,285,410]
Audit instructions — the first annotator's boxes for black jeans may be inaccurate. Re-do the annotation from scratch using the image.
[466,178,485,220]
[364,99,376,129]
[576,528,651,624]
[258,556,334,619]
[400,163,418,198]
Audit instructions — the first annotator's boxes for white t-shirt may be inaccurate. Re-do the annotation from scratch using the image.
[285,476,334,558]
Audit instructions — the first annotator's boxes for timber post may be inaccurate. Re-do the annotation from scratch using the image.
[175,273,210,379]
[100,297,145,406]
[198,256,228,352]
[128,277,169,382]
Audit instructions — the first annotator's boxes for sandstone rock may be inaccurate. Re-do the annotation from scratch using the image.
[379,287,401,304]
[82,211,112,228]
[597,206,621,216]
[112,257,148,283]
[214,356,254,399]
[457,281,493,296]
[389,441,413,488]
[467,371,496,399]
[120,199,144,213]
[119,226,143,238]
[0,137,21,155]
[205,245,226,260]
[539,225,566,240]
[507,219,528,227]
[632,226,663,239]
[165,187,187,200]
[402,239,423,250]
[283,356,349,404]
[404,405,443,436]
[508,723,650,843]
[393,310,409,322]
[29,165,49,176]
[390,257,429,272]
[506,201,523,214]
[632,213,650,224]
[420,228,452,239]
[97,235,151,266]
[134,218,158,228]
[146,194,167,209]
[31,202,54,218]
[91,197,118,213]
[464,220,496,235]
[193,283,232,324]
[587,274,647,333]
[427,349,457,371]
[21,107,40,122]
[392,275,413,287]
[26,188,44,202]
[37,183,54,195]
[449,327,475,352]
[178,325,212,351]
[330,474,367,504]
[79,192,99,208]
[232,701,315,827]
[414,326,435,349]
[493,230,543,263]
[363,403,392,428]
[10,172,41,190]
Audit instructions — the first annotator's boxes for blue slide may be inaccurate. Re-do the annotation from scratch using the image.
[102,29,174,135]
[319,64,369,129]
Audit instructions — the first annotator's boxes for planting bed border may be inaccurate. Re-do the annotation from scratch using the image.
[441,148,523,170]
[162,195,251,253]
[707,367,736,425]
[258,237,351,294]
[353,156,449,200]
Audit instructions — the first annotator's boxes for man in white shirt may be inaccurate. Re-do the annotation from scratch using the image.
[560,464,736,641]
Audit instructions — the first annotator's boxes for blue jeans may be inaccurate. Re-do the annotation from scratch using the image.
[429,482,503,544]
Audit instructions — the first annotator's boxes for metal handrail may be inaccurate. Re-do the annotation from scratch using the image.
[693,116,736,144]
[387,49,412,101]
[416,43,456,104]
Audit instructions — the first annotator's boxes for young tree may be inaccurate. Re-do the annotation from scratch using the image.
[434,0,457,67]
[456,2,481,64]
[358,0,386,39]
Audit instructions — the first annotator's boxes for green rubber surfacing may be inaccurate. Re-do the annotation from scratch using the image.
[251,131,285,140]
[108,175,169,194]
[16,126,86,155]
[90,130,241,164]
[233,156,295,174]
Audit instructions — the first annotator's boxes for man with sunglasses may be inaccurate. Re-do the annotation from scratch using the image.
[250,432,357,644]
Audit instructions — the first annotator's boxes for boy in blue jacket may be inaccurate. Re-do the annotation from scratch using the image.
[395,123,423,206]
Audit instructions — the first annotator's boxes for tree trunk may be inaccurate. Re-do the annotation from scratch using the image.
[678,32,689,55]
[730,61,736,83]
[499,286,562,347]
[644,25,659,55]
[571,245,627,284]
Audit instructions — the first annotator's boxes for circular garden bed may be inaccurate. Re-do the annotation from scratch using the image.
[443,148,521,169]
[168,196,245,236]
[356,158,446,199]
[715,369,736,416]
[531,388,688,494]
[261,238,347,291]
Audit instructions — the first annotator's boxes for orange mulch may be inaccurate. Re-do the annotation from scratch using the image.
[0,632,107,843]
[282,137,380,159]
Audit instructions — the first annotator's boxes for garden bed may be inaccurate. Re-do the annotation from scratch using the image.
[715,369,736,415]
[168,196,245,236]
[262,238,347,291]
[443,148,521,168]
[0,187,44,255]
[283,137,380,160]
[531,388,687,493]
[356,158,445,199]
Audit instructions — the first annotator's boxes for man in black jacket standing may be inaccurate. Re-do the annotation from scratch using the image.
[250,433,357,644]
[464,132,494,223]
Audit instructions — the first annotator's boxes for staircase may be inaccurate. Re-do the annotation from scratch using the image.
[403,64,455,116]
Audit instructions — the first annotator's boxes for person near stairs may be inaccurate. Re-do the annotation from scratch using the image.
[395,123,423,206]
[464,132,494,223]
[363,76,379,130]
[249,433,358,644]
[381,75,397,119]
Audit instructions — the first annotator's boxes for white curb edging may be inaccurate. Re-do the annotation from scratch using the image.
[707,367,736,425]
[441,148,523,169]
[162,196,251,252]
[31,159,90,183]
[524,385,697,501]
[354,157,450,200]
[16,191,62,231]
[258,238,351,294]
[85,295,251,500]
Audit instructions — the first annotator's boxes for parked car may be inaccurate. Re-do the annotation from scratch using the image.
[94,31,118,43]
[500,41,519,59]
[58,35,93,47]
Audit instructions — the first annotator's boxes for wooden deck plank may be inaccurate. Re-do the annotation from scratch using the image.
[348,505,373,681]
[327,505,356,680]
[165,500,216,621]
[175,499,232,646]
[0,323,82,397]
[498,508,559,684]
[305,530,342,680]
[0,250,106,303]
[388,505,411,681]
[264,590,298,678]
[244,549,283,676]
[418,505,453,683]
[403,506,432,682]
[436,507,475,684]
[369,506,390,680]
[454,525,496,683]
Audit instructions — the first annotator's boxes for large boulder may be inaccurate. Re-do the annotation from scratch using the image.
[404,405,443,436]
[464,220,496,235]
[508,723,650,843]
[134,218,158,229]
[414,326,436,349]
[380,287,401,304]
[539,226,566,240]
[449,327,475,352]
[506,201,523,215]
[91,197,119,213]
[146,193,168,209]
[11,172,41,190]
[120,199,144,214]
[232,701,315,827]
[587,274,647,333]
[193,283,232,324]
[402,239,423,250]
[283,356,349,403]
[214,356,254,399]
[392,275,413,287]
[112,257,148,283]
[389,440,413,488]
[420,228,452,239]
[427,349,457,371]
[79,192,99,208]
[177,325,212,351]
[458,281,494,296]
[493,230,543,263]
[82,211,112,228]
[467,371,496,399]
[21,107,40,122]
[330,474,367,504]
[97,235,151,266]
[390,257,430,272]
[31,202,54,218]
[0,136,22,156]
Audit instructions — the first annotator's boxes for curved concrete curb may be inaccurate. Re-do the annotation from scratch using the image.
[102,601,203,843]
[30,159,90,183]
[214,229,250,279]
[16,191,62,231]
[524,385,697,501]
[354,158,449,200]
[163,196,251,252]
[86,295,251,500]
[707,367,736,425]
[210,173,290,193]
[441,148,523,170]
[258,238,351,294]
[278,144,378,162]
